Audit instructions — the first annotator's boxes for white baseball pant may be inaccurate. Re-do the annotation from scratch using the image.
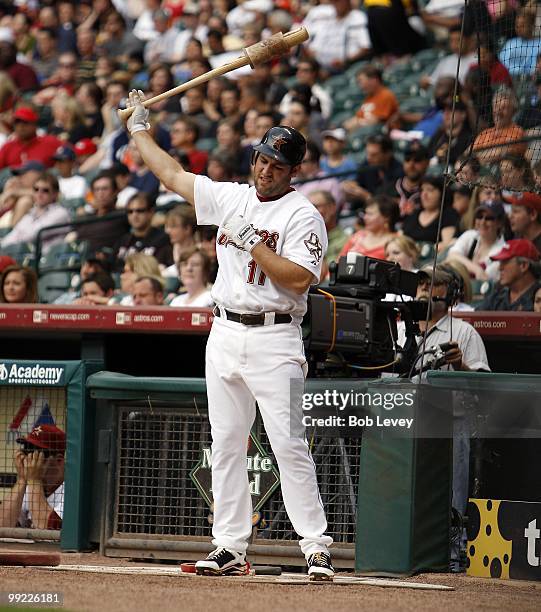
[205,314,333,557]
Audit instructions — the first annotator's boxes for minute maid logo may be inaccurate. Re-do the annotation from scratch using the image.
[0,362,65,385]
[190,432,280,512]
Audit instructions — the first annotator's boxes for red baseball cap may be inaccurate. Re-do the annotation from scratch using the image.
[491,239,541,261]
[74,138,97,156]
[17,424,66,453]
[13,107,39,123]
[0,255,16,273]
[506,192,541,212]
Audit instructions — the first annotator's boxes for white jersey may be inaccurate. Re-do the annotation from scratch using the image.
[19,482,64,528]
[194,175,327,322]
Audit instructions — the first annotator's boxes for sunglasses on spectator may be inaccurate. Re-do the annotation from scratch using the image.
[59,62,76,68]
[33,186,51,193]
[127,208,150,214]
[475,212,496,221]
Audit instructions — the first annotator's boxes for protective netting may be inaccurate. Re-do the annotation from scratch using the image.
[0,387,66,534]
[449,0,541,193]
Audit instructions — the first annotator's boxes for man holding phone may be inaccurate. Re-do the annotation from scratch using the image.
[0,424,65,530]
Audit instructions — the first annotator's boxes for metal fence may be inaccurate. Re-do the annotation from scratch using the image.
[0,386,66,540]
[106,404,360,565]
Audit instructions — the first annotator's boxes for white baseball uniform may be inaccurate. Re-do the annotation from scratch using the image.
[194,174,332,557]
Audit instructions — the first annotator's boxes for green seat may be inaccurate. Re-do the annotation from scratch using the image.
[37,105,53,130]
[411,48,446,70]
[196,137,218,152]
[39,241,83,272]
[416,241,436,268]
[164,276,180,294]
[347,124,383,152]
[471,279,494,304]
[322,74,349,94]
[1,242,34,264]
[38,271,74,303]
[0,167,13,190]
[399,96,432,114]
[61,198,87,215]
[390,70,422,91]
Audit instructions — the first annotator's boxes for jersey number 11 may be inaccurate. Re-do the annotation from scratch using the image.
[247,260,266,286]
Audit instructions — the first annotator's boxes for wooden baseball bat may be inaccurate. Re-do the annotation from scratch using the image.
[117,27,309,121]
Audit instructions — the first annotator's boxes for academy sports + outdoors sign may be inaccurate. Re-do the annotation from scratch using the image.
[0,362,66,386]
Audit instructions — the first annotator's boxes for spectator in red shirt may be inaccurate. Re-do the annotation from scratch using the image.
[469,41,512,89]
[169,117,208,175]
[0,107,63,170]
[0,38,39,93]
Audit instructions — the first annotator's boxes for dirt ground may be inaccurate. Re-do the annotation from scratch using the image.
[0,547,540,612]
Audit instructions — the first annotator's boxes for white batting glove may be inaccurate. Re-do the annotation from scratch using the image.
[126,89,150,135]
[222,215,262,252]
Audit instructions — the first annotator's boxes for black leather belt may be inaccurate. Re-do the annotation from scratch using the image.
[214,308,292,326]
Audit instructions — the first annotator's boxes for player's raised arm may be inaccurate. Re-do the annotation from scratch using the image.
[123,90,196,205]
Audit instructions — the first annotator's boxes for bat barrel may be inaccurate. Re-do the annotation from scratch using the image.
[244,27,309,67]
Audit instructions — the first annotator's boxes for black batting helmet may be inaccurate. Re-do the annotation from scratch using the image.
[252,126,306,166]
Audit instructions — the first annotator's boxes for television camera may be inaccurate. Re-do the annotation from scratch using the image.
[303,253,429,377]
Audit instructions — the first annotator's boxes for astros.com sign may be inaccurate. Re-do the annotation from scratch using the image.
[0,362,65,386]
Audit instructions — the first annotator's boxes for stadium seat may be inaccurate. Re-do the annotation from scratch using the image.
[329,109,354,128]
[347,124,383,152]
[61,198,87,217]
[410,48,446,71]
[471,279,494,304]
[0,167,12,190]
[398,96,432,114]
[1,242,35,264]
[196,138,218,152]
[39,242,83,272]
[164,276,181,294]
[417,241,436,267]
[322,73,349,94]
[38,271,74,304]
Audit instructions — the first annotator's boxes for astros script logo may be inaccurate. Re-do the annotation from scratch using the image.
[219,227,279,252]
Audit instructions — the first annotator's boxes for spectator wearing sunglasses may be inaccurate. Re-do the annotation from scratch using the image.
[0,172,70,253]
[394,143,430,217]
[113,192,172,268]
[445,200,507,281]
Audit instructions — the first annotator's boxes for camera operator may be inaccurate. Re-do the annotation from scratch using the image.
[402,265,490,375]
[0,424,65,530]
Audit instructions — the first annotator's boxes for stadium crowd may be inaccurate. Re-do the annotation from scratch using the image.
[0,0,541,312]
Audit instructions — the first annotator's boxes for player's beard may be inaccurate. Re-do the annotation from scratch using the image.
[254,169,293,198]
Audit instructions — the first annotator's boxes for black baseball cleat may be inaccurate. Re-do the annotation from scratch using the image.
[195,547,249,576]
[307,552,335,581]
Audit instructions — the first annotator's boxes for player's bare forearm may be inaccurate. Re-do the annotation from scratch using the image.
[132,131,196,204]
[251,243,313,294]
[0,480,26,527]
[25,480,55,530]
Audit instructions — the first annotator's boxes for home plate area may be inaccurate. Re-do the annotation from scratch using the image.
[35,564,454,590]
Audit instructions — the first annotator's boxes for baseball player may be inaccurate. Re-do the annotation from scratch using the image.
[124,90,334,580]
